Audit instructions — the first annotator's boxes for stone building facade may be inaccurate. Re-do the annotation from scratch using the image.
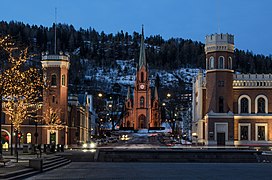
[192,33,272,146]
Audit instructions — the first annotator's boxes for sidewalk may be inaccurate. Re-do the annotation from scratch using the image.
[0,149,52,176]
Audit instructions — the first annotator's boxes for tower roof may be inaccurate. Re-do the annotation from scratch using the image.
[138,25,146,68]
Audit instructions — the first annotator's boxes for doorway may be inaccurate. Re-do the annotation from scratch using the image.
[217,132,225,146]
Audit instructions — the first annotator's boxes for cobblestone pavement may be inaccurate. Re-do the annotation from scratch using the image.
[27,162,272,180]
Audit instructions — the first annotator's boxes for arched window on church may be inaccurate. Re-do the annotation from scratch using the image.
[219,96,224,113]
[241,98,249,113]
[51,74,57,86]
[209,56,214,69]
[218,56,224,69]
[140,96,144,108]
[127,102,130,108]
[141,72,144,82]
[258,97,265,113]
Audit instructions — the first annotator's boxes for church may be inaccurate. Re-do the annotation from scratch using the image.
[122,28,161,130]
[192,33,272,146]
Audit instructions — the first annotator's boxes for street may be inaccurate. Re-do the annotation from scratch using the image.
[26,162,272,180]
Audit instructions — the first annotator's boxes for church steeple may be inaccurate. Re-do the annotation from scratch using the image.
[139,25,146,68]
[154,85,158,100]
[126,85,131,100]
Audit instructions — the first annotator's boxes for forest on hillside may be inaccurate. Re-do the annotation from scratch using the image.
[0,21,272,75]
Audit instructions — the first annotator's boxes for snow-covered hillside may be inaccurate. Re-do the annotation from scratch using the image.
[85,59,200,90]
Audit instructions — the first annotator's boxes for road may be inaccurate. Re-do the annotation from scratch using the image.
[26,162,272,180]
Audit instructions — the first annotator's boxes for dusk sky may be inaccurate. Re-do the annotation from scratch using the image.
[1,0,272,56]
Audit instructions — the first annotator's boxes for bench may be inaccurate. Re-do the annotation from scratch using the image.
[0,159,11,166]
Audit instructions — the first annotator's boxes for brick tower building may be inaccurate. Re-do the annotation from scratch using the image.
[123,27,161,130]
[192,33,272,146]
[41,52,70,145]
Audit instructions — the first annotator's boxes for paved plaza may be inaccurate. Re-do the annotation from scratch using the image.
[26,162,272,180]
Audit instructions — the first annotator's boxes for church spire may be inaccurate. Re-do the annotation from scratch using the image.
[154,85,158,100]
[126,85,131,100]
[139,25,146,68]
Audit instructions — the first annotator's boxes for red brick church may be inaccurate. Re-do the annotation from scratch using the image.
[192,33,272,146]
[123,27,161,130]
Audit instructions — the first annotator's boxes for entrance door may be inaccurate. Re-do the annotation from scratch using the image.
[217,133,225,146]
[138,115,147,129]
[50,132,56,144]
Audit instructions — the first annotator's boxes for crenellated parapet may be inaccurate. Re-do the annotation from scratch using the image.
[233,74,272,88]
[205,33,234,54]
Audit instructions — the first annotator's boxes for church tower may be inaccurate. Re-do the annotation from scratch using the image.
[123,26,161,130]
[133,26,152,129]
[41,52,70,144]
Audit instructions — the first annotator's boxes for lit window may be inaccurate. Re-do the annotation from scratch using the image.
[27,133,32,144]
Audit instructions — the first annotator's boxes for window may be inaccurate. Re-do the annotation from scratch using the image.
[255,95,268,114]
[127,102,130,108]
[27,133,32,144]
[228,57,232,69]
[218,56,224,69]
[218,81,224,87]
[141,72,144,82]
[257,126,265,141]
[51,74,57,86]
[241,98,249,113]
[219,96,224,113]
[257,97,265,113]
[209,56,214,69]
[140,96,144,108]
[61,75,65,86]
[52,96,55,103]
[240,126,249,140]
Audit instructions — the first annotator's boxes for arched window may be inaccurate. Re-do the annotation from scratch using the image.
[238,95,251,114]
[140,97,144,108]
[127,102,130,108]
[219,96,224,113]
[51,74,57,86]
[218,56,224,69]
[255,95,268,114]
[209,56,214,69]
[228,57,232,69]
[258,98,265,113]
[241,98,249,113]
[141,72,144,82]
[26,133,31,144]
[61,74,65,86]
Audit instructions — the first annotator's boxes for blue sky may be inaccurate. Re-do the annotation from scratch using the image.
[1,0,272,55]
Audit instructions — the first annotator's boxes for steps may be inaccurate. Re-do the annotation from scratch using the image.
[2,155,70,180]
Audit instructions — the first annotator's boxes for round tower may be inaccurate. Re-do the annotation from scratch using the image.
[205,33,234,113]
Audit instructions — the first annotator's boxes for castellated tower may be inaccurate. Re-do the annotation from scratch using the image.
[205,34,234,114]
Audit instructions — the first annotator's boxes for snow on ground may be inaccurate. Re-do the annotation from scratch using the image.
[85,59,200,88]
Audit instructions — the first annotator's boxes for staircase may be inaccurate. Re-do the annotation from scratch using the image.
[2,155,70,180]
